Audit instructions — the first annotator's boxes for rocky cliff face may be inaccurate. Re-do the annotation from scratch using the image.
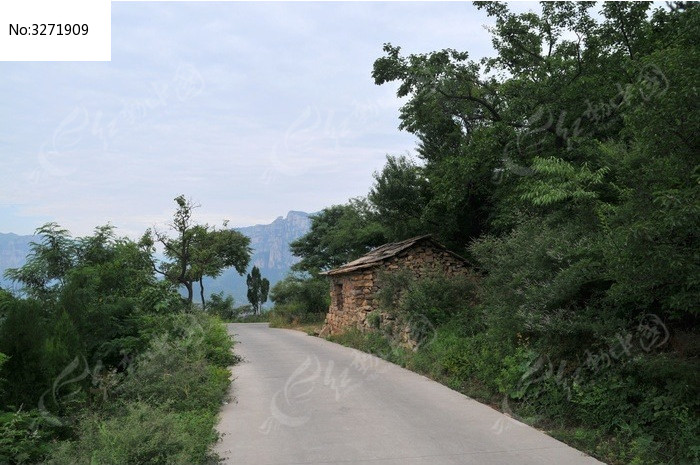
[236,210,310,272]
[204,211,312,305]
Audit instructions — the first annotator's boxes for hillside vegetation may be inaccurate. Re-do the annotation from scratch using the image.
[273,3,699,464]
[0,214,239,463]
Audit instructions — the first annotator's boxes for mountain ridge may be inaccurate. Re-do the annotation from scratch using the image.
[0,211,313,304]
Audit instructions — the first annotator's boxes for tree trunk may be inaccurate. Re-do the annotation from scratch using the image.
[185,281,193,308]
[199,277,206,311]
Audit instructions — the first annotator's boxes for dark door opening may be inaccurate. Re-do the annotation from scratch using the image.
[334,282,344,311]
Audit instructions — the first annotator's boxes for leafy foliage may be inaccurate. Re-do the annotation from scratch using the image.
[290,200,387,273]
[368,155,432,240]
[304,3,700,463]
[1,205,237,463]
[48,402,219,465]
[0,410,52,465]
[141,195,251,308]
[246,266,270,314]
[268,273,329,327]
[206,292,238,320]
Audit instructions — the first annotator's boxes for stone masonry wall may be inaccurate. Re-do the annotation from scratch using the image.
[322,269,378,335]
[320,243,472,338]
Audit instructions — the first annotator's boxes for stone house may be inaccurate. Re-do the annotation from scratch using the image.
[318,235,472,337]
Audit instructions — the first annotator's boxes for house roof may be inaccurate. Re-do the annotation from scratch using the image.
[320,235,469,276]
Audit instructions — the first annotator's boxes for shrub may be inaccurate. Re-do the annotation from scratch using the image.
[196,313,236,367]
[398,273,478,327]
[0,410,51,465]
[0,297,83,408]
[48,402,219,465]
[375,271,480,345]
[206,292,238,321]
[268,274,330,326]
[268,302,325,327]
[49,313,235,464]
[367,310,382,329]
[0,226,236,464]
[405,323,515,399]
[117,321,231,412]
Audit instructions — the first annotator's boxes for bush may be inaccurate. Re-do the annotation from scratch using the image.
[268,274,330,327]
[0,410,51,465]
[0,297,82,409]
[50,313,235,465]
[195,313,237,367]
[0,225,236,464]
[398,273,477,327]
[405,322,515,399]
[374,271,480,345]
[206,292,238,321]
[117,315,232,411]
[268,302,325,327]
[48,402,219,465]
[367,310,381,329]
[270,274,329,313]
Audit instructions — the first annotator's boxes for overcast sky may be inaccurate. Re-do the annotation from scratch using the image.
[1,1,539,237]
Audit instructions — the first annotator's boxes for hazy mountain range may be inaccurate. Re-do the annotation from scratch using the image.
[206,210,312,306]
[0,233,38,292]
[0,211,312,305]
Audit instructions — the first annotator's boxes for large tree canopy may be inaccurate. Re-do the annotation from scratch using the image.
[369,1,698,247]
[141,195,251,309]
[289,199,387,274]
[364,1,699,327]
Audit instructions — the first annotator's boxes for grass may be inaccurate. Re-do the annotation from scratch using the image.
[267,309,325,335]
[232,312,270,323]
[46,313,237,465]
[270,319,324,335]
[323,327,695,465]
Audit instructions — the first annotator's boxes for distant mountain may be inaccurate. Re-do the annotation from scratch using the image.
[0,211,312,305]
[0,233,37,290]
[237,210,311,273]
[203,210,312,306]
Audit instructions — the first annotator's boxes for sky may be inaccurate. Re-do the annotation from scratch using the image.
[0,1,539,238]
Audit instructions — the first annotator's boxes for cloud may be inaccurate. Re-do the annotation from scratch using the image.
[0,1,515,237]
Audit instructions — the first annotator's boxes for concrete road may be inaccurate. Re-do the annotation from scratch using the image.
[215,323,603,465]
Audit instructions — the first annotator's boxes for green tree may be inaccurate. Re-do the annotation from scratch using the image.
[246,266,269,315]
[290,199,386,273]
[190,225,250,311]
[4,223,75,300]
[141,196,251,308]
[290,4,698,462]
[270,273,329,315]
[367,155,432,241]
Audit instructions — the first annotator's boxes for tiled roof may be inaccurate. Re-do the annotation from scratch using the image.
[320,235,467,276]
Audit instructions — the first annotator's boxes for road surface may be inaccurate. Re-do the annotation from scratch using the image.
[215,323,603,465]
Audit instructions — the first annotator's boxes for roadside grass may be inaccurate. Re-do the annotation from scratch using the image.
[327,329,600,457]
[267,306,325,335]
[269,316,324,336]
[326,327,698,465]
[47,313,237,465]
[233,312,271,323]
